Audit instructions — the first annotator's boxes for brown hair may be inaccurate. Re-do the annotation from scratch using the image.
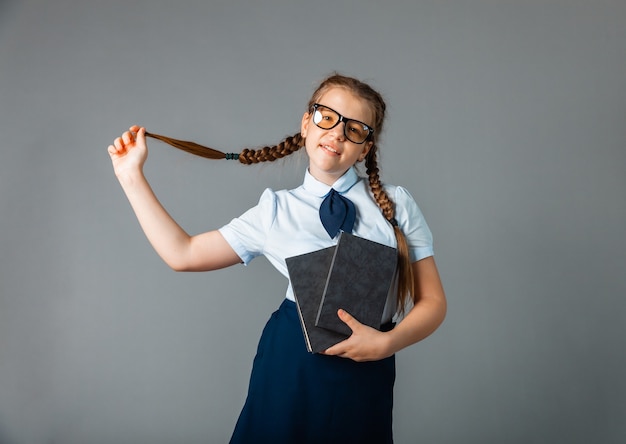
[146,73,416,314]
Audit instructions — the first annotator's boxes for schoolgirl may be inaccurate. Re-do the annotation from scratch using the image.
[108,73,446,443]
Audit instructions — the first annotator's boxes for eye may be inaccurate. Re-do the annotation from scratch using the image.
[347,123,366,135]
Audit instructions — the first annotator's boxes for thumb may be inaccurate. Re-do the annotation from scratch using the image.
[337,309,360,331]
[132,126,148,149]
[129,125,146,141]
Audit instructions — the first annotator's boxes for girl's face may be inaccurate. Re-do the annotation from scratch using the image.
[301,87,374,186]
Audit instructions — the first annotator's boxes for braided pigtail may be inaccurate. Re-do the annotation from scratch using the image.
[145,131,304,164]
[239,133,304,164]
[365,145,415,315]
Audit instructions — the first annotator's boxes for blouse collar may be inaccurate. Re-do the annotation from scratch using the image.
[302,167,360,197]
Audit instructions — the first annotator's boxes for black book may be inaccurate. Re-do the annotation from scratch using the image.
[286,246,348,353]
[315,232,398,336]
[285,232,397,353]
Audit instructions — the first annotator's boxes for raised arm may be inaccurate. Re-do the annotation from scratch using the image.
[107,126,242,271]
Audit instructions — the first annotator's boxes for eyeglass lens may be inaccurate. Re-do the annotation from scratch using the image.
[312,105,371,144]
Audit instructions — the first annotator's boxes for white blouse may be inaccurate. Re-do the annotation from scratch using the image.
[219,167,433,321]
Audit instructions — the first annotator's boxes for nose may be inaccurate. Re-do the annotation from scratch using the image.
[328,120,346,141]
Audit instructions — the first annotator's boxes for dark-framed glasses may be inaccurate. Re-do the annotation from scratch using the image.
[311,103,374,144]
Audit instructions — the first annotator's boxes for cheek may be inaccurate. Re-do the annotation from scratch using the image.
[302,124,321,144]
[303,137,315,156]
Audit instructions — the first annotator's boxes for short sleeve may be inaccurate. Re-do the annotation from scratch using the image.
[218,188,277,265]
[393,186,434,262]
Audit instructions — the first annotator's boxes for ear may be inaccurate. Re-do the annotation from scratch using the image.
[359,141,373,162]
[301,111,311,138]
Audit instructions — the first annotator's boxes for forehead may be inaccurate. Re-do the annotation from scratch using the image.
[316,87,374,126]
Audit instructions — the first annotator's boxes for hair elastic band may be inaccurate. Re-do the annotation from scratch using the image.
[225,153,240,160]
[389,217,398,227]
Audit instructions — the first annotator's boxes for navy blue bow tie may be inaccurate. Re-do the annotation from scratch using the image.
[319,189,356,238]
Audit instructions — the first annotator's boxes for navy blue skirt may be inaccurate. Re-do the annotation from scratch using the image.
[230,299,395,444]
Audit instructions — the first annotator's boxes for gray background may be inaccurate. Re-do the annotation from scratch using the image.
[1,0,625,443]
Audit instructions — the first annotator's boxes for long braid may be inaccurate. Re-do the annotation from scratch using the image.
[365,146,415,314]
[364,145,394,220]
[145,131,304,164]
[239,133,304,164]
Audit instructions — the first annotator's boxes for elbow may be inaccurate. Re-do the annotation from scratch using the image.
[434,289,447,319]
[434,293,448,329]
[160,246,197,272]
[438,300,447,328]
[420,292,447,333]
[165,258,221,273]
[165,257,192,272]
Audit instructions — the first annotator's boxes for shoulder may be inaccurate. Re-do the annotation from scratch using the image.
[384,183,434,256]
[228,187,279,228]
[382,183,414,202]
[258,187,278,203]
[380,184,423,213]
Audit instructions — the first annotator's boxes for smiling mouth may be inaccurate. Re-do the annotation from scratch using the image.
[321,144,340,155]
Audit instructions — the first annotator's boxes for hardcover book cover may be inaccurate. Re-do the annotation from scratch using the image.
[286,232,398,352]
[315,232,397,336]
[286,246,349,353]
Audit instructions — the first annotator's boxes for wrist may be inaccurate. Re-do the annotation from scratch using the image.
[116,168,146,189]
[383,327,404,356]
[374,330,396,359]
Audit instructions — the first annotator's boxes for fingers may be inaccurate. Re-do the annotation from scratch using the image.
[324,334,381,362]
[107,126,149,173]
[323,337,360,360]
[122,130,133,145]
[108,125,145,156]
[108,136,127,156]
[128,125,145,140]
[135,126,146,144]
[322,342,343,357]
[128,126,147,146]
[128,125,146,138]
[324,311,391,361]
[323,311,357,357]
